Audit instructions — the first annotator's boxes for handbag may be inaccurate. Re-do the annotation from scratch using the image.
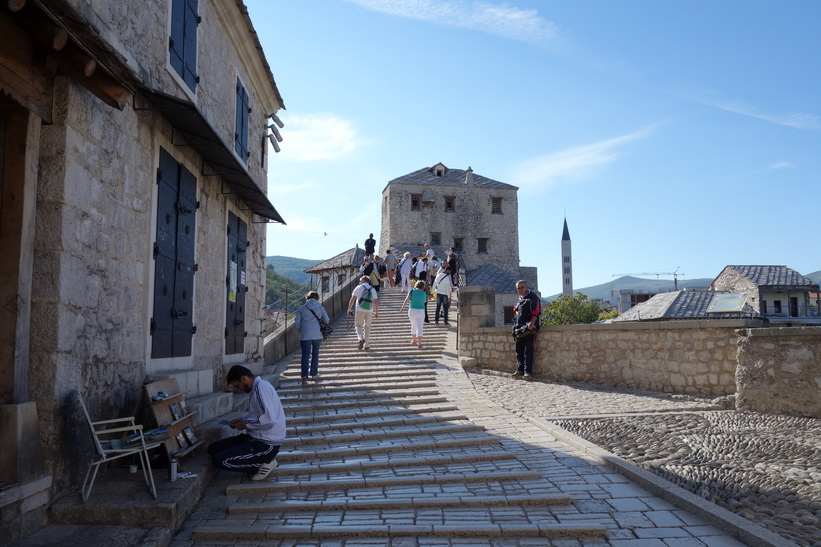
[308,308,333,339]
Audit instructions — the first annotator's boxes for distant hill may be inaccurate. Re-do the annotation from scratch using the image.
[549,268,821,304]
[546,276,713,303]
[266,256,322,285]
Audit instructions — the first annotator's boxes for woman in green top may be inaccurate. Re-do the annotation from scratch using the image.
[400,280,427,348]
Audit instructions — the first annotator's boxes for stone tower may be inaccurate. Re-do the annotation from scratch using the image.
[561,218,573,296]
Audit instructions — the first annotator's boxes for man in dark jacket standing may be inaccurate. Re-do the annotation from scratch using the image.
[512,280,540,380]
[364,233,376,258]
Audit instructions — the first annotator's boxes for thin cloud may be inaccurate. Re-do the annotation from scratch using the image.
[768,161,794,170]
[509,127,655,192]
[345,0,564,48]
[673,88,821,131]
[279,114,365,161]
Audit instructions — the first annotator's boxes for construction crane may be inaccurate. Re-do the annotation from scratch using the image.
[612,267,684,289]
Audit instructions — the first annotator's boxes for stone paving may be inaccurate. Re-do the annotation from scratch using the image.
[169,287,780,546]
[467,370,820,546]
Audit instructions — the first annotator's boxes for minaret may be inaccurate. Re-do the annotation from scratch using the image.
[561,218,573,296]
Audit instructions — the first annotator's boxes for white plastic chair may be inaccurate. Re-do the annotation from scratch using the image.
[77,391,162,501]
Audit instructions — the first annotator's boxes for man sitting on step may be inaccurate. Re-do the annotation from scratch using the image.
[207,365,285,481]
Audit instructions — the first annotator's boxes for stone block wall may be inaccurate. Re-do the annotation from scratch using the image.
[458,286,820,416]
[736,327,821,417]
[460,321,746,397]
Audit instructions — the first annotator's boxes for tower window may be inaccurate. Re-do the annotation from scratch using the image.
[430,232,441,246]
[491,197,503,214]
[410,194,421,211]
[453,238,463,252]
[477,238,489,253]
[444,196,455,212]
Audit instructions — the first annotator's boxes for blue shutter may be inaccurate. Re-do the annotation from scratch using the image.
[169,0,185,76]
[170,0,198,91]
[152,148,197,359]
[235,79,249,162]
[182,0,199,91]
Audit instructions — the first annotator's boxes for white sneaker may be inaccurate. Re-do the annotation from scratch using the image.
[251,459,278,481]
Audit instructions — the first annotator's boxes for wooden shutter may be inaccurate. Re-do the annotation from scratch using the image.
[235,79,249,161]
[152,147,197,359]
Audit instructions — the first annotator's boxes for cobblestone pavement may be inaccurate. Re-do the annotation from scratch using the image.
[467,371,821,546]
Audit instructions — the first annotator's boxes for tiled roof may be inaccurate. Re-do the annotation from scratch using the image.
[389,165,517,190]
[718,265,819,289]
[305,247,365,273]
[466,264,519,294]
[614,290,746,322]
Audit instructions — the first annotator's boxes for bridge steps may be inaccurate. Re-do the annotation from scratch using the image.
[184,286,607,544]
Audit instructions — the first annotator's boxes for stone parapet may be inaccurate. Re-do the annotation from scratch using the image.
[736,326,821,417]
[457,286,821,406]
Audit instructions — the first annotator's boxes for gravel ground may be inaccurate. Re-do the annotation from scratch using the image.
[467,371,821,546]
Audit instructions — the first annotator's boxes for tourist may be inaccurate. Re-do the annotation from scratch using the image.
[347,276,379,349]
[294,291,330,383]
[400,280,427,348]
[511,280,541,380]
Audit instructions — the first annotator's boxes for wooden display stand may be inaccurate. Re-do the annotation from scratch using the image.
[141,377,203,459]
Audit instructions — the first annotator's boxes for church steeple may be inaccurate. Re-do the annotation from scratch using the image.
[561,218,573,296]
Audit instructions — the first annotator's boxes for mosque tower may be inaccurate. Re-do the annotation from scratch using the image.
[561,218,573,296]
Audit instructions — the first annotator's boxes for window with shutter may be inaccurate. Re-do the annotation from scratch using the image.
[235,78,249,162]
[169,0,199,92]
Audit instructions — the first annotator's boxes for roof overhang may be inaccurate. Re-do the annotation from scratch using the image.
[138,88,285,224]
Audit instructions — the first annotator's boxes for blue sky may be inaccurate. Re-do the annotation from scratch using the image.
[247,0,820,297]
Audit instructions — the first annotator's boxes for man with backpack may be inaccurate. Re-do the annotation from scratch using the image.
[347,276,379,350]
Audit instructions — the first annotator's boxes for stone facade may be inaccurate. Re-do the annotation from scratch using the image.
[0,1,285,540]
[380,163,522,279]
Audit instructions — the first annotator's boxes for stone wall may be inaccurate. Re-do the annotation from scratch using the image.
[458,286,820,416]
[736,327,821,417]
[460,321,749,397]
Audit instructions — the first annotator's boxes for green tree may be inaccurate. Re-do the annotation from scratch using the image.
[541,292,603,325]
[598,308,620,321]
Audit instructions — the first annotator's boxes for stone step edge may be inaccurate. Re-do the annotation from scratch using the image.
[280,368,437,380]
[283,396,448,413]
[286,403,458,424]
[225,470,542,494]
[279,382,439,397]
[281,389,442,405]
[290,413,469,435]
[192,523,606,541]
[294,423,483,446]
[229,493,575,513]
[283,363,435,374]
[278,436,501,462]
[278,375,436,390]
[256,452,516,476]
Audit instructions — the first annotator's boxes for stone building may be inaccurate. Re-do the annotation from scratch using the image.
[380,162,538,325]
[710,265,820,322]
[305,246,366,299]
[380,162,537,288]
[0,0,285,539]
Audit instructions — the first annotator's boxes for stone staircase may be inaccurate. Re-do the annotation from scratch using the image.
[184,286,607,544]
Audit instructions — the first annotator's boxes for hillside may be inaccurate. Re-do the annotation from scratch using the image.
[550,268,821,303]
[265,267,311,307]
[266,255,322,285]
[545,276,713,303]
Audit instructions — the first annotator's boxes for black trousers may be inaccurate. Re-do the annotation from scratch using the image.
[515,335,537,374]
[207,434,280,473]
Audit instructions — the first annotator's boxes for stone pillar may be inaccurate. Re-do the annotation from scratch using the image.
[0,108,44,484]
[457,286,497,334]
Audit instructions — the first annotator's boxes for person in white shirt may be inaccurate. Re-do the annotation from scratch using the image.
[347,276,379,349]
[432,266,453,325]
[207,365,285,481]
